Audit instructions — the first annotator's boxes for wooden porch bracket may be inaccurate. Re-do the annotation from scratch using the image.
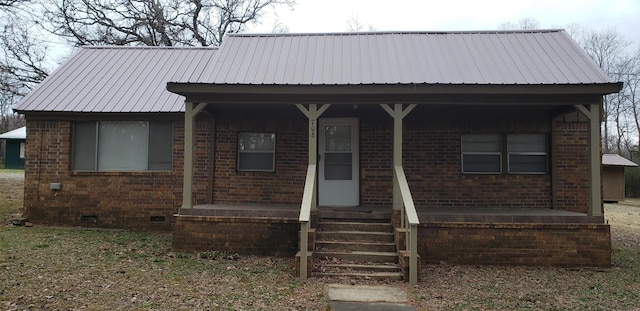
[380,103,416,211]
[574,103,602,217]
[182,101,207,209]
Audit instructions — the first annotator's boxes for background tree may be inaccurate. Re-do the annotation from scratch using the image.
[0,0,48,133]
[44,0,295,47]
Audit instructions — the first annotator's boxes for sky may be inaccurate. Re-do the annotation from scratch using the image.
[249,0,640,44]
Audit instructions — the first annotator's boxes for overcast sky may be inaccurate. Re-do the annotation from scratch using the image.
[249,0,640,44]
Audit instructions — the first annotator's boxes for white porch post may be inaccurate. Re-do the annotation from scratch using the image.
[574,103,602,216]
[182,101,207,209]
[381,103,416,210]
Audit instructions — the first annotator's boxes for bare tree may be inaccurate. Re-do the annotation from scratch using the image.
[498,17,541,30]
[45,0,295,47]
[346,12,376,32]
[0,0,47,133]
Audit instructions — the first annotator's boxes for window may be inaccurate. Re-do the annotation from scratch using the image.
[461,134,502,173]
[72,121,173,171]
[238,132,275,171]
[507,134,548,174]
[19,142,25,159]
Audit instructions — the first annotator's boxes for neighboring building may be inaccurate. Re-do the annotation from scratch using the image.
[0,126,26,169]
[14,30,621,282]
[602,154,638,202]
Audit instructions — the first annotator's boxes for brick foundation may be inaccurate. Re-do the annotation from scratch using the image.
[172,215,299,256]
[418,222,611,267]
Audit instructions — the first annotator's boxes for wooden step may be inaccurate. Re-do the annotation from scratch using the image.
[318,221,393,232]
[323,263,401,273]
[316,240,397,252]
[314,251,398,263]
[314,271,403,281]
[316,231,395,243]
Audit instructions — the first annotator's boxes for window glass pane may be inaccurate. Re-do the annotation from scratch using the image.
[239,133,275,151]
[148,121,173,170]
[508,134,546,152]
[98,121,148,171]
[19,142,25,159]
[324,153,352,180]
[72,122,97,170]
[462,154,501,173]
[325,125,352,152]
[238,153,274,171]
[509,155,548,173]
[461,134,501,152]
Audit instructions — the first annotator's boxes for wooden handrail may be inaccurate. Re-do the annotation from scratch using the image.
[394,165,420,285]
[394,165,419,225]
[298,164,316,281]
[299,164,316,222]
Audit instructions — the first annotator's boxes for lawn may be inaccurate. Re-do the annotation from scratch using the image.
[1,170,639,310]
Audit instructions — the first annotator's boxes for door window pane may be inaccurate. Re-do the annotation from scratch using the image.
[325,125,352,152]
[324,153,352,180]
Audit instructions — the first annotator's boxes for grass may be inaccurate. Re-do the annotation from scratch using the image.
[1,170,640,310]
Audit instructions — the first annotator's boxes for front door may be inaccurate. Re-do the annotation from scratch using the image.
[318,118,359,206]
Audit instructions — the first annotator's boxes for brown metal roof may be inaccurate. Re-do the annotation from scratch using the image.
[17,30,621,113]
[186,30,614,86]
[15,46,217,113]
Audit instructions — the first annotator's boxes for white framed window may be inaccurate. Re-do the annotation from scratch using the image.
[461,134,502,174]
[507,134,548,174]
[72,121,173,171]
[237,132,276,172]
[19,142,25,159]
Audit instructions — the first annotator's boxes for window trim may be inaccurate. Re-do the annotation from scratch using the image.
[237,132,276,172]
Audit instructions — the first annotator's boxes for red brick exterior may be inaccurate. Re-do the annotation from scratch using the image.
[553,121,590,212]
[419,223,611,267]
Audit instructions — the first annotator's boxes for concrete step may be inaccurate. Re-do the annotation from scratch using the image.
[315,271,403,281]
[316,231,395,243]
[318,221,393,233]
[315,251,399,263]
[316,240,397,253]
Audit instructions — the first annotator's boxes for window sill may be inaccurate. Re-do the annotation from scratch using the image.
[70,170,173,176]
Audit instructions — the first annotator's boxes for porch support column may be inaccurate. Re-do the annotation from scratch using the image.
[182,101,207,209]
[381,103,416,210]
[574,103,602,217]
[296,104,331,205]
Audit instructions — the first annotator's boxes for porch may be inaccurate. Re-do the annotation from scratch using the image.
[172,204,611,281]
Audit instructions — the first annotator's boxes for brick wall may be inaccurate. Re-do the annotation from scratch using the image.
[402,120,555,209]
[553,121,590,213]
[173,215,299,256]
[419,223,611,267]
[23,118,186,231]
[211,118,308,204]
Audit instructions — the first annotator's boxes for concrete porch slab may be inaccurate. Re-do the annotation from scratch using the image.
[326,284,407,303]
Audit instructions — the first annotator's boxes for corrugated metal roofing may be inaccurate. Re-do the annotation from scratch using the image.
[15,46,217,113]
[16,30,617,113]
[187,30,612,85]
[0,126,26,139]
[602,154,638,167]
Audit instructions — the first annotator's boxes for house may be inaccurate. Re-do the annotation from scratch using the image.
[15,30,621,283]
[0,126,26,169]
[602,154,637,202]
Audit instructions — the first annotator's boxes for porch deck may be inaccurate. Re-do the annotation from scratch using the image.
[178,204,604,224]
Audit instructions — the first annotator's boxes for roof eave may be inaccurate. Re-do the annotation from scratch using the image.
[167,82,623,98]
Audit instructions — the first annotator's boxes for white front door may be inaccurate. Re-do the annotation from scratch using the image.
[318,118,359,206]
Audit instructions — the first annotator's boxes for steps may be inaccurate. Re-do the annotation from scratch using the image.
[313,218,403,281]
